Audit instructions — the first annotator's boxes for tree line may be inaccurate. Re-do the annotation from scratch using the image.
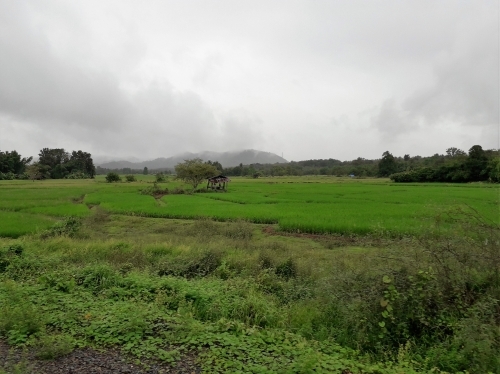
[0,148,95,180]
[95,166,173,176]
[387,145,498,183]
[1,144,497,183]
[222,145,498,183]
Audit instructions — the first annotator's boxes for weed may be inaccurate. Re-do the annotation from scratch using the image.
[40,217,81,239]
[34,333,74,359]
[75,264,120,293]
[0,283,45,345]
[86,206,110,225]
[275,258,298,280]
[182,250,223,278]
[140,183,169,197]
[222,220,253,241]
[0,244,24,273]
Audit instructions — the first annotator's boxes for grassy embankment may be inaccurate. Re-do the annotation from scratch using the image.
[0,177,498,373]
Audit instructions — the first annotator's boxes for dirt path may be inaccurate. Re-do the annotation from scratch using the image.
[0,341,201,374]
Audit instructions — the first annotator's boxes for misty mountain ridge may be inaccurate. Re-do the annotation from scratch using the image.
[97,150,288,170]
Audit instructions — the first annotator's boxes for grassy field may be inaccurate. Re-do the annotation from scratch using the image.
[0,176,497,238]
[0,177,499,373]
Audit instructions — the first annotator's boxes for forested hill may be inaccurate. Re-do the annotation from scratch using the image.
[97,150,287,170]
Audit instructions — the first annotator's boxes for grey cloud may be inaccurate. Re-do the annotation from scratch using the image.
[0,2,265,159]
[1,1,497,161]
[371,99,418,137]
[220,111,265,150]
[0,3,128,130]
[403,35,499,127]
[372,16,498,141]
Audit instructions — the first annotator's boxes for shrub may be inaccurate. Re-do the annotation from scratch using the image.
[35,334,74,359]
[125,174,136,182]
[0,172,15,180]
[105,172,121,183]
[155,172,166,182]
[40,217,81,239]
[390,167,436,182]
[0,244,24,273]
[158,250,223,278]
[171,187,186,194]
[65,171,90,179]
[275,258,298,280]
[140,183,168,196]
[222,220,254,241]
[0,283,45,345]
[75,264,120,293]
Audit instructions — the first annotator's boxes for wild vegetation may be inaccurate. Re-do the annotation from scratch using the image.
[0,174,498,373]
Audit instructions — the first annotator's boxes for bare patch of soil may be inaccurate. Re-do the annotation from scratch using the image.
[0,341,201,374]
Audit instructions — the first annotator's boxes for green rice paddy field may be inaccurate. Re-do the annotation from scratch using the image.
[0,176,497,238]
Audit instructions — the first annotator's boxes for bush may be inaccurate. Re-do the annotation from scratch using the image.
[140,183,168,196]
[390,167,436,182]
[125,174,136,182]
[65,171,90,179]
[155,173,166,182]
[276,258,298,280]
[0,283,45,345]
[105,172,121,183]
[35,334,74,359]
[222,220,253,241]
[158,250,223,278]
[171,187,186,194]
[75,264,120,293]
[0,172,15,180]
[40,217,81,239]
[0,244,24,273]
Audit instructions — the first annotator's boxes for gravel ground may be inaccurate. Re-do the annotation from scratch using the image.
[0,341,201,374]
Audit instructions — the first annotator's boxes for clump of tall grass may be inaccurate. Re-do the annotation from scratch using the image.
[39,217,81,239]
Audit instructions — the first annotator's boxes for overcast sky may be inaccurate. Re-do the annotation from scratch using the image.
[0,0,498,162]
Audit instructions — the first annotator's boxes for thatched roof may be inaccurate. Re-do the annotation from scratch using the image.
[208,174,231,183]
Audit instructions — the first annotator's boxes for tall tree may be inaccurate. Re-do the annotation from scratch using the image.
[0,150,32,174]
[446,147,466,158]
[465,145,488,181]
[68,150,96,177]
[175,158,218,189]
[206,160,223,172]
[38,148,69,178]
[378,151,397,177]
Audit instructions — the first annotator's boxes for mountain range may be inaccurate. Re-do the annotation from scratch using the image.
[96,150,288,170]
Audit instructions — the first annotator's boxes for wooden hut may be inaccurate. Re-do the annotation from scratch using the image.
[207,174,231,191]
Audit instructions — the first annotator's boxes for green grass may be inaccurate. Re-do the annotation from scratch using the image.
[0,177,497,238]
[89,177,498,236]
[0,211,55,238]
